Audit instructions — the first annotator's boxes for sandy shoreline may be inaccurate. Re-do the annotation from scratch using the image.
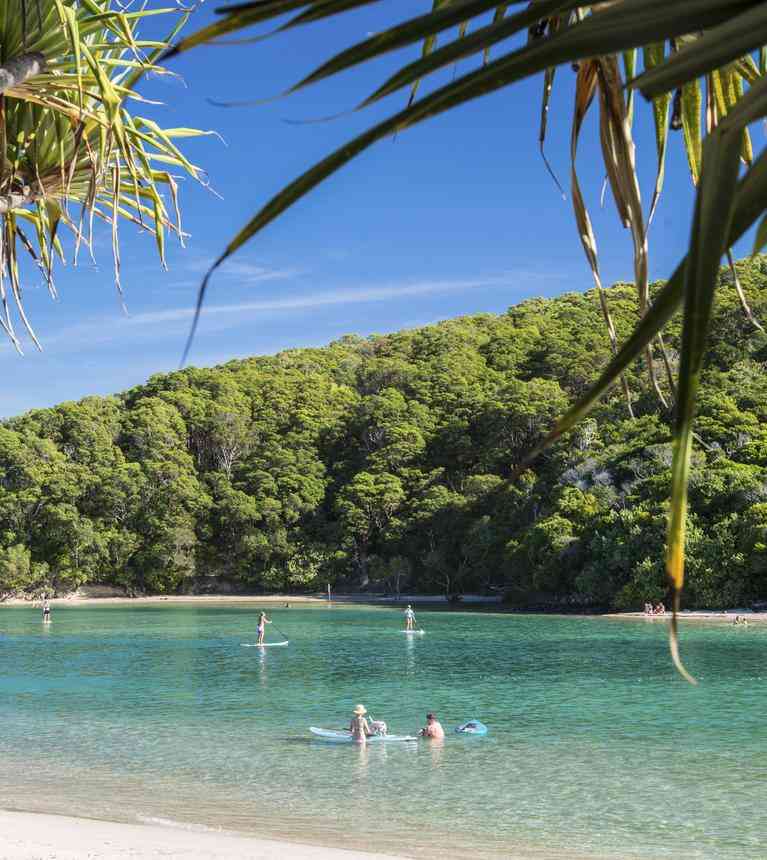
[0,810,625,860]
[0,810,412,859]
[2,593,765,623]
[0,592,503,607]
[605,610,767,623]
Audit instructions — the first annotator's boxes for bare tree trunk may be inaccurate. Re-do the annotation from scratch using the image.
[0,52,46,94]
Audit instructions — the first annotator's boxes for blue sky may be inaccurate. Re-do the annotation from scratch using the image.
[2,4,754,416]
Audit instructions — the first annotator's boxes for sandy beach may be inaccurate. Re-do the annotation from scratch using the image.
[0,592,503,607]
[605,610,767,623]
[0,811,409,860]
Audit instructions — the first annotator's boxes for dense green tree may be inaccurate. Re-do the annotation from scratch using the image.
[3,259,767,608]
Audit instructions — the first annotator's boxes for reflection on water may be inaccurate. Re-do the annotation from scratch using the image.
[1,605,766,860]
[427,736,445,768]
[258,647,267,688]
[405,632,416,676]
[353,742,369,780]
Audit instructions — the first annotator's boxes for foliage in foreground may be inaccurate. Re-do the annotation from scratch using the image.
[0,0,206,351]
[165,0,767,675]
[2,258,767,607]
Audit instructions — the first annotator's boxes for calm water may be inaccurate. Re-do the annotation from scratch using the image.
[0,604,765,859]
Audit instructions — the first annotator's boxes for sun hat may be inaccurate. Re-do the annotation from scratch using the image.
[353,704,367,715]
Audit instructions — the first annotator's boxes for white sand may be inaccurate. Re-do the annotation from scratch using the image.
[606,610,767,623]
[0,811,408,860]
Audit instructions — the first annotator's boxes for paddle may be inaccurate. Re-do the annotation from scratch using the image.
[268,615,291,645]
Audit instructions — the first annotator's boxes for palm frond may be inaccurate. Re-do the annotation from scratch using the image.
[0,0,210,351]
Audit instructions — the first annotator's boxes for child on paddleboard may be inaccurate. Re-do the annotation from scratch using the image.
[256,611,271,645]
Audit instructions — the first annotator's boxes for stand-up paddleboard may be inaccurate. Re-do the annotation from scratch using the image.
[310,727,418,743]
[241,641,289,647]
[455,720,488,736]
[399,629,425,635]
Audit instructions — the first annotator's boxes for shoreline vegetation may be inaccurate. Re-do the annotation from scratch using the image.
[3,590,766,622]
[3,259,767,611]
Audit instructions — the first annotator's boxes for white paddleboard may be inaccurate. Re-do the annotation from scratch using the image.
[241,641,289,647]
[399,629,425,635]
[310,727,418,743]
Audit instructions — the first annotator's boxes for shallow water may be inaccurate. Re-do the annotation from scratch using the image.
[0,604,765,859]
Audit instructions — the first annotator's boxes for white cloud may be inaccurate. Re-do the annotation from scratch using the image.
[177,255,301,284]
[33,274,515,352]
[120,276,508,326]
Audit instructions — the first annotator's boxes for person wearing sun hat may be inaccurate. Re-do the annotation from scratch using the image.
[349,704,372,743]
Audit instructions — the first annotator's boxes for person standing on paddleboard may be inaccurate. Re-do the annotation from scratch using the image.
[256,611,271,645]
[404,604,416,631]
[349,704,372,744]
[41,597,51,624]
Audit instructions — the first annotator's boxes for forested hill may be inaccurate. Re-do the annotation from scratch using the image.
[3,258,767,609]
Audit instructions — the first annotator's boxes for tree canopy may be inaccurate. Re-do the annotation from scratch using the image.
[2,257,767,610]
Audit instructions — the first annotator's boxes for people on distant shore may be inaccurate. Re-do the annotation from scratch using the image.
[643,602,666,615]
[419,713,445,739]
[256,611,271,645]
[734,615,749,626]
[404,604,416,631]
[349,704,372,743]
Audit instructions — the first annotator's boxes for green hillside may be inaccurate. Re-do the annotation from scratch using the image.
[3,258,767,609]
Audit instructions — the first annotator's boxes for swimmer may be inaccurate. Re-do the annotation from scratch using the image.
[419,712,445,739]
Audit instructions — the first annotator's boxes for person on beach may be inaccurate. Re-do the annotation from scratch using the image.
[41,598,51,623]
[256,611,271,645]
[643,602,653,616]
[653,602,666,615]
[404,604,416,631]
[420,713,445,739]
[349,704,372,744]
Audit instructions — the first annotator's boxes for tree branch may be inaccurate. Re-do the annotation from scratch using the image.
[0,52,46,94]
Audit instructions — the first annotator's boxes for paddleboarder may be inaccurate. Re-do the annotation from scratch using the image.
[404,604,416,631]
[256,611,271,645]
[41,597,51,624]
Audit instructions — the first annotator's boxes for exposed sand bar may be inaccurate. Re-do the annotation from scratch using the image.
[0,811,408,860]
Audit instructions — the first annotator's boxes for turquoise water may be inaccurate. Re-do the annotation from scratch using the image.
[1,604,765,859]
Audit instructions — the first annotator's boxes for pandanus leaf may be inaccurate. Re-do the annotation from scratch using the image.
[643,42,671,227]
[569,60,634,415]
[408,0,454,108]
[633,3,767,98]
[680,79,703,185]
[667,128,742,681]
[484,4,508,64]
